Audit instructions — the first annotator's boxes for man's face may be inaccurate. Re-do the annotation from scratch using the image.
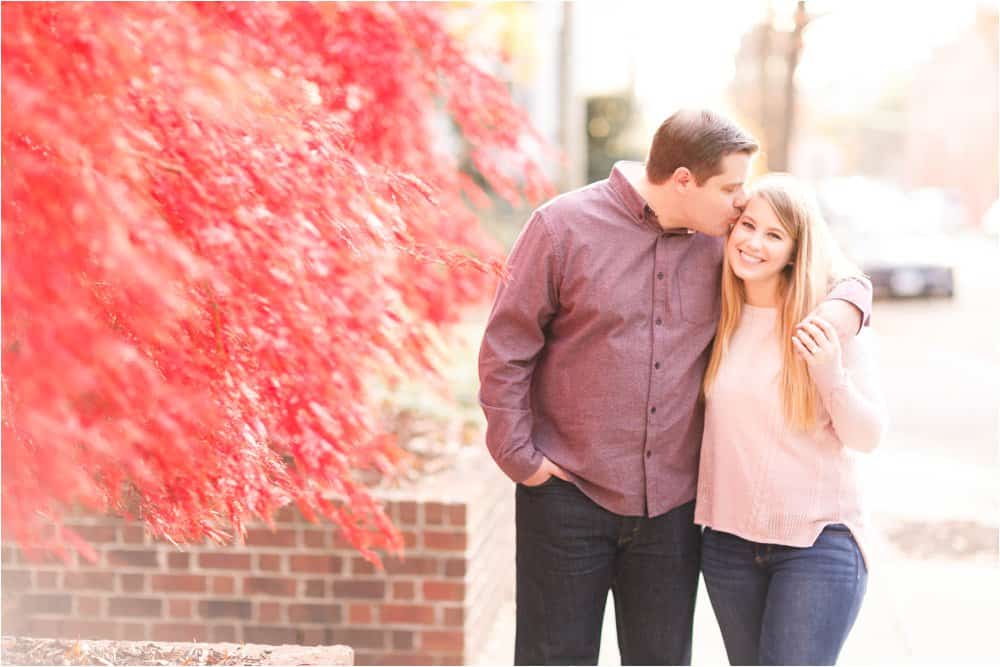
[684,153,752,236]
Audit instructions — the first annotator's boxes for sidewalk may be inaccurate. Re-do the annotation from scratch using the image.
[474,548,999,665]
[472,447,1000,665]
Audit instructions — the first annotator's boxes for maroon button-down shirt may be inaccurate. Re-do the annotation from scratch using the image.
[478,162,871,518]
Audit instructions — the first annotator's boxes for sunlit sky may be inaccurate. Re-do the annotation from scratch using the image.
[574,0,994,133]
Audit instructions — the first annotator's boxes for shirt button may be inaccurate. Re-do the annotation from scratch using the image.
[654,362,661,369]
[657,272,664,280]
[650,407,656,414]
[655,318,662,326]
[646,450,652,459]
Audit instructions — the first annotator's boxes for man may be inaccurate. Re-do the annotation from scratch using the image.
[478,109,871,665]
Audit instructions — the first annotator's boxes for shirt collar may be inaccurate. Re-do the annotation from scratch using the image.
[608,161,695,236]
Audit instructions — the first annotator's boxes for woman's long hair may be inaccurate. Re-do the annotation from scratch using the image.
[702,174,863,431]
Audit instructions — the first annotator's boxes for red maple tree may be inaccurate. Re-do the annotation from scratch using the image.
[2,1,550,564]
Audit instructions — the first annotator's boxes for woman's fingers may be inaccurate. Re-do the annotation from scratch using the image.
[792,336,812,359]
[811,317,840,346]
[795,326,821,353]
[800,321,830,346]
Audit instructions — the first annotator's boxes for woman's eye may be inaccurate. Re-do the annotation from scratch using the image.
[768,233,781,240]
[741,221,754,229]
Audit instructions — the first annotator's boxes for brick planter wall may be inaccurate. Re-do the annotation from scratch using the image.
[1,448,514,666]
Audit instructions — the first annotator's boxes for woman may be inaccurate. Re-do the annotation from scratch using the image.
[695,174,888,665]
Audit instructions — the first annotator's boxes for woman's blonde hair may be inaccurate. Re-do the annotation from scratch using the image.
[702,173,863,431]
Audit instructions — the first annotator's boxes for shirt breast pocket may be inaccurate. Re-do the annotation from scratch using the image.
[678,252,722,325]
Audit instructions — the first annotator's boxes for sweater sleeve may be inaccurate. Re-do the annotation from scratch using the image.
[824,275,873,333]
[810,331,889,452]
[477,210,561,482]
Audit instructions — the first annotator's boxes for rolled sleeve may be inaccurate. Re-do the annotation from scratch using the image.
[826,275,873,332]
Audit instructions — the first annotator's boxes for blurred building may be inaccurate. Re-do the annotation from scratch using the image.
[901,7,999,227]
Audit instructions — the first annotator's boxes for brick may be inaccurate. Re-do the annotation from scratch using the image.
[108,549,160,568]
[119,623,147,640]
[108,597,162,618]
[1,569,31,593]
[211,626,237,642]
[373,653,434,666]
[424,503,445,525]
[422,630,464,652]
[443,559,466,578]
[35,570,59,587]
[331,533,355,550]
[300,628,326,645]
[352,651,377,667]
[121,526,146,544]
[380,604,435,625]
[199,599,251,619]
[258,601,282,623]
[211,576,236,595]
[21,593,72,614]
[443,606,464,627]
[273,505,299,523]
[198,553,251,570]
[401,531,418,549]
[330,628,385,650]
[287,603,341,623]
[332,580,385,599]
[258,554,282,572]
[120,573,146,592]
[167,599,193,619]
[1,545,19,564]
[302,530,328,549]
[71,524,118,543]
[290,554,342,574]
[245,528,297,548]
[304,579,326,598]
[24,618,60,638]
[78,596,102,616]
[61,620,118,639]
[384,556,438,576]
[152,574,207,593]
[438,654,464,666]
[152,623,209,642]
[445,504,466,526]
[423,531,466,551]
[63,571,115,591]
[392,630,415,650]
[396,502,418,525]
[349,603,373,624]
[351,557,377,576]
[245,625,299,645]
[392,581,415,600]
[423,580,464,602]
[167,552,190,570]
[244,576,296,597]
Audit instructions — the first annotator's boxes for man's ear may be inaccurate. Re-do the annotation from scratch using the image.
[672,167,693,191]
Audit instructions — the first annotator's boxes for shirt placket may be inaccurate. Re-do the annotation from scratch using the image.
[643,232,673,496]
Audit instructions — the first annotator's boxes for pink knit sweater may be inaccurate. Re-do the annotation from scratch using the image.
[694,304,888,568]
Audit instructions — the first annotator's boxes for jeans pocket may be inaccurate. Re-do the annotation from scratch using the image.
[520,474,565,492]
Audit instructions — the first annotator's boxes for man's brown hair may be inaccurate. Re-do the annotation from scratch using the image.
[645,109,758,185]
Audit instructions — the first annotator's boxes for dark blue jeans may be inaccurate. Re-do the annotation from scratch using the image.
[701,525,868,666]
[515,477,701,665]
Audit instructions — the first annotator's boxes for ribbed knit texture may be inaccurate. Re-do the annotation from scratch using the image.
[695,303,888,568]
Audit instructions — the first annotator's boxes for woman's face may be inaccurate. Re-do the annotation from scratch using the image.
[726,195,795,285]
